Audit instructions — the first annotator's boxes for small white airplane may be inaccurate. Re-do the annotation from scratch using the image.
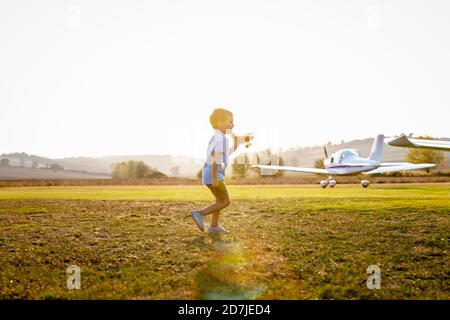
[386,134,450,152]
[252,134,436,188]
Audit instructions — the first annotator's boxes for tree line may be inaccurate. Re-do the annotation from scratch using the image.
[111,160,166,179]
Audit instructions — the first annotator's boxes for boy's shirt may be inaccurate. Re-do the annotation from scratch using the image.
[205,129,228,167]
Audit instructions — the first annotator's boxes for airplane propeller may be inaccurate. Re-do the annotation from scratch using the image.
[323,146,328,159]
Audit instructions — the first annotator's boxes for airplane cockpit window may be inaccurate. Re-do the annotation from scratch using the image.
[330,150,359,165]
[339,150,359,163]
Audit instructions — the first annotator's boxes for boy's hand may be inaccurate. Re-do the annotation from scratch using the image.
[211,179,219,187]
[232,133,254,145]
[242,133,254,144]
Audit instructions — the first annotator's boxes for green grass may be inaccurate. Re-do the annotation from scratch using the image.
[0,183,449,201]
[0,183,449,299]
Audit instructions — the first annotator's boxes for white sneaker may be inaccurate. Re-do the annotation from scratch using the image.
[191,211,205,232]
[207,226,230,234]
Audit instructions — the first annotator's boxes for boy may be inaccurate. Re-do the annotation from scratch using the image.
[191,108,252,234]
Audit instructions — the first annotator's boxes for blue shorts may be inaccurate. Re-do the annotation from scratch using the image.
[202,163,226,185]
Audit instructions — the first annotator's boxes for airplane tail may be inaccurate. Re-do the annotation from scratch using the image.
[368,134,384,162]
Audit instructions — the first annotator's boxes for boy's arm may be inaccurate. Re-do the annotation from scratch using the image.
[228,135,240,156]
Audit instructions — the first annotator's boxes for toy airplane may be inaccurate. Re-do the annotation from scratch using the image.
[252,134,435,188]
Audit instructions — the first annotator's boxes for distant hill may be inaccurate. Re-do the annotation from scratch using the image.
[0,152,204,178]
[1,136,449,179]
[0,166,111,180]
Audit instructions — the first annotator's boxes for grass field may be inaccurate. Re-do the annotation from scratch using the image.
[0,183,449,299]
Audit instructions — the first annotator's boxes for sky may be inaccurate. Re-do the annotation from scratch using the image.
[1,0,449,160]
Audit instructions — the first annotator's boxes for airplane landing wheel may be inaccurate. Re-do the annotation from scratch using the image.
[329,179,336,188]
[361,180,370,188]
[320,180,328,188]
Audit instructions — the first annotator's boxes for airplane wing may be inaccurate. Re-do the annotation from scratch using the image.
[386,135,450,151]
[379,162,414,166]
[252,164,330,174]
[362,163,435,175]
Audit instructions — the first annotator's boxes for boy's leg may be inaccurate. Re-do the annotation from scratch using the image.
[206,181,230,228]
[200,181,230,217]
[211,211,220,227]
[200,203,221,216]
